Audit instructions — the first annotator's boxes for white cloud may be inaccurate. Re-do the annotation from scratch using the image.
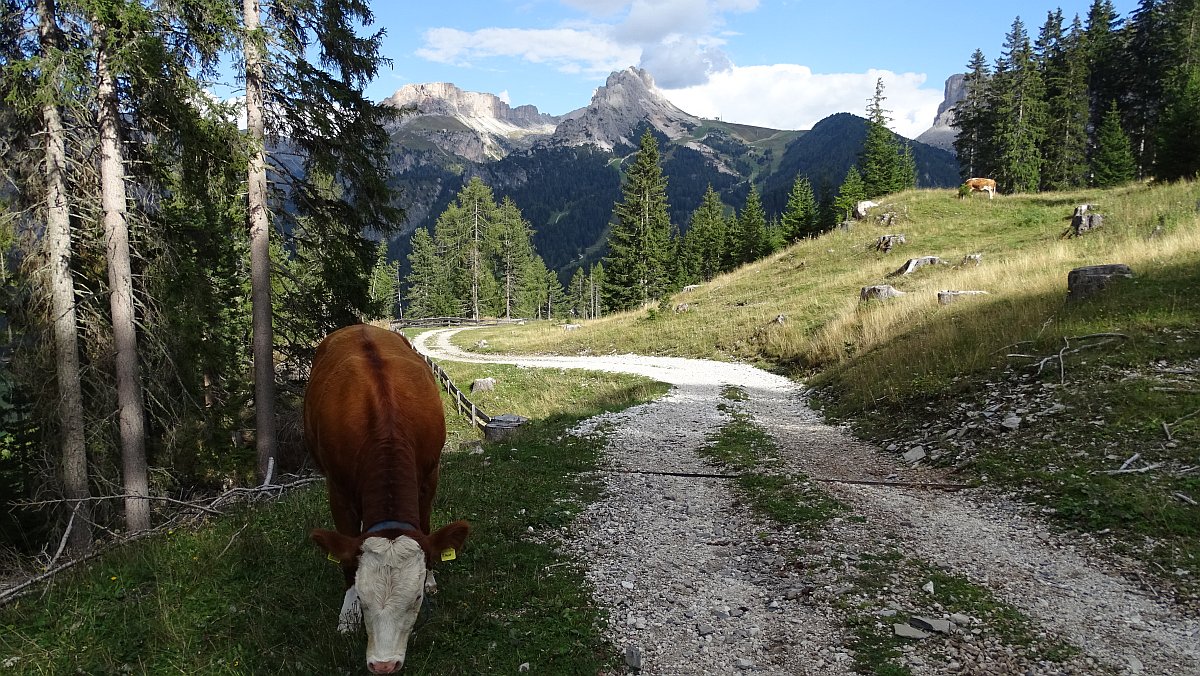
[498,89,512,104]
[660,64,942,139]
[640,36,731,88]
[416,26,638,76]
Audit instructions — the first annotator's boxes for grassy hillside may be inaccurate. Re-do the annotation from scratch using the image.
[452,181,1200,597]
[0,364,667,674]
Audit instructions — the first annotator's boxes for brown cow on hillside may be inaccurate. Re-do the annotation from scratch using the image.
[305,324,468,675]
[961,177,998,199]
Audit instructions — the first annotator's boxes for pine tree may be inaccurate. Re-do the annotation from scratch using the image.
[1092,101,1138,186]
[1084,0,1125,150]
[993,16,1047,193]
[405,228,456,318]
[953,49,995,179]
[861,78,907,197]
[1038,13,1091,189]
[833,167,867,223]
[603,129,673,312]
[588,262,605,318]
[733,185,768,265]
[1122,0,1169,174]
[1156,65,1200,180]
[492,197,537,319]
[569,268,588,319]
[781,175,818,241]
[367,241,400,319]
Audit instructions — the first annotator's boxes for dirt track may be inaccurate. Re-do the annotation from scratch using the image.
[414,328,1199,675]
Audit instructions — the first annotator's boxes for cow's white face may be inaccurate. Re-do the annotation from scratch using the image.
[356,536,426,674]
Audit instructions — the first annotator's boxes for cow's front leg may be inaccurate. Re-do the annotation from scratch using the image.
[338,585,362,633]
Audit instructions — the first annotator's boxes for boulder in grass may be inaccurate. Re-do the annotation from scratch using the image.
[938,290,989,305]
[860,285,906,301]
[887,256,942,278]
[1067,264,1133,301]
[471,377,496,393]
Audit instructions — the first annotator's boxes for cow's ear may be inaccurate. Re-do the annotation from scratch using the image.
[311,529,360,563]
[426,520,469,565]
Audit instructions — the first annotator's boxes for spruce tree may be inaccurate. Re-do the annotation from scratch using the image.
[781,175,818,241]
[589,262,605,318]
[734,185,768,265]
[492,197,537,319]
[833,167,867,223]
[1092,101,1138,186]
[1122,0,1169,174]
[953,49,995,179]
[861,78,906,197]
[1156,65,1200,180]
[1039,13,1091,189]
[684,186,726,280]
[1084,0,1125,150]
[435,177,499,319]
[405,227,456,318]
[993,16,1047,193]
[602,129,673,312]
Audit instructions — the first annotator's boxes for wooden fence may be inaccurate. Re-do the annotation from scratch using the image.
[418,352,492,431]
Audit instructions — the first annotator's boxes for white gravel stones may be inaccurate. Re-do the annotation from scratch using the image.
[415,329,1200,675]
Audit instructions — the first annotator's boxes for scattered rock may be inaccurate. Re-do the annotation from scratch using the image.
[903,446,927,463]
[910,616,954,634]
[854,200,879,219]
[562,323,581,331]
[698,623,715,637]
[471,377,496,393]
[950,613,971,626]
[961,252,983,266]
[860,285,906,301]
[922,581,935,594]
[625,644,643,670]
[888,256,943,277]
[874,234,906,253]
[1067,264,1133,301]
[518,662,530,673]
[1001,415,1022,430]
[674,303,690,314]
[938,290,989,305]
[895,623,932,639]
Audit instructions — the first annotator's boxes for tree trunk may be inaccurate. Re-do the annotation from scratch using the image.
[244,0,276,480]
[95,20,150,532]
[39,0,92,552]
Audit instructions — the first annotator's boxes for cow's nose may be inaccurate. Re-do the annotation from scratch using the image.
[368,660,400,674]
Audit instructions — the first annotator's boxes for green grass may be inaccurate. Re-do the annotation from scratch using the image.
[0,367,668,674]
[699,395,844,531]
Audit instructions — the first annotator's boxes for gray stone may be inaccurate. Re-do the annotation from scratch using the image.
[625,645,642,670]
[950,613,971,626]
[860,284,906,301]
[888,256,943,277]
[1001,416,1022,430]
[938,290,989,305]
[1067,264,1133,301]
[903,446,927,463]
[910,616,954,634]
[894,624,931,639]
[470,377,496,393]
[698,623,715,637]
[735,658,755,670]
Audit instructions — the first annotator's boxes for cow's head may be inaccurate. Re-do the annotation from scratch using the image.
[313,522,469,674]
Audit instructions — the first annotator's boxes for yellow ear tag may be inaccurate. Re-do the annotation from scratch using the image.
[440,547,456,562]
[326,553,339,564]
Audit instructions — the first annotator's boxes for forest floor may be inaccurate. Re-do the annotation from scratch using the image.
[414,327,1199,676]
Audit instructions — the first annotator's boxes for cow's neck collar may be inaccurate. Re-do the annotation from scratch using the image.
[366,520,417,534]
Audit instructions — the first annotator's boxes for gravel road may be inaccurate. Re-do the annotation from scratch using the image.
[413,328,1199,675]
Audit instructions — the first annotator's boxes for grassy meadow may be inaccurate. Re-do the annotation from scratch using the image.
[0,363,668,674]
[451,181,1200,594]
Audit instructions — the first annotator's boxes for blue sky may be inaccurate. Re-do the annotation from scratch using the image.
[355,0,1137,138]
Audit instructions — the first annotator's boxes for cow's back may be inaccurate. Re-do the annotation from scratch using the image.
[304,325,445,483]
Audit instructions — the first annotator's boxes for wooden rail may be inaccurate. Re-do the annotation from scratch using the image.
[418,352,492,431]
[399,320,528,440]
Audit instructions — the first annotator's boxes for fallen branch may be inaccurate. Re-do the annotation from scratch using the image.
[1150,387,1200,394]
[1119,453,1141,471]
[1066,332,1130,341]
[15,494,223,516]
[1168,407,1200,428]
[1162,422,1174,441]
[1095,462,1164,475]
[1173,492,1198,506]
[0,530,158,607]
[47,503,81,571]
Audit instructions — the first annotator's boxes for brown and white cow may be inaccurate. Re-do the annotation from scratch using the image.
[305,324,468,675]
[962,177,998,199]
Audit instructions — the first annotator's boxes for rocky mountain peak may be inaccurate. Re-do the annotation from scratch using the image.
[916,74,966,153]
[552,66,700,151]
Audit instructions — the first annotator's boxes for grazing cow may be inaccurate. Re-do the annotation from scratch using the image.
[305,324,468,675]
[961,177,997,199]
